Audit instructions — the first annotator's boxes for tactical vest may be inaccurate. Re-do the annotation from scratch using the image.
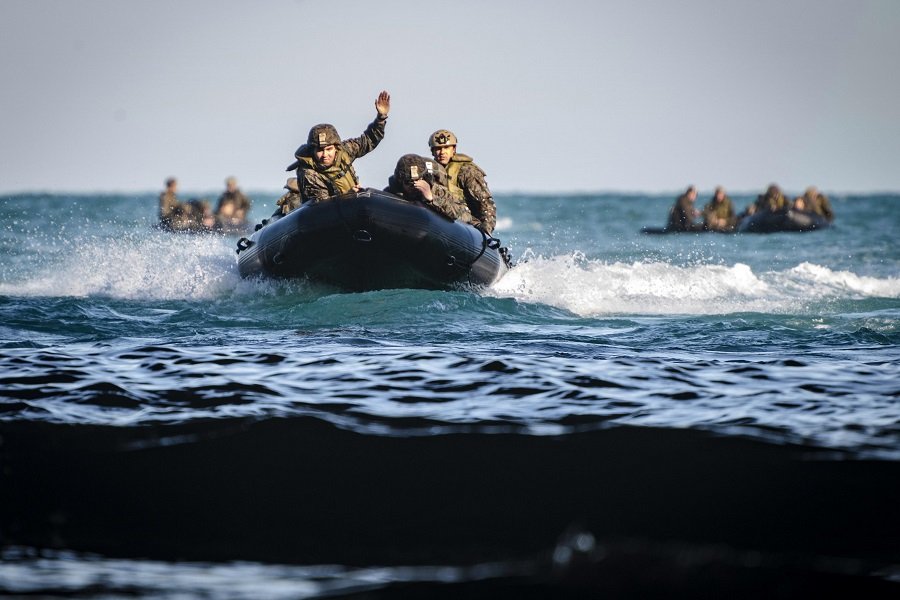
[705,198,733,219]
[444,154,473,200]
[763,192,786,212]
[806,192,828,217]
[159,192,179,220]
[296,148,359,195]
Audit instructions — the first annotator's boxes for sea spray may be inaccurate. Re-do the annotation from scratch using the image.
[491,254,899,316]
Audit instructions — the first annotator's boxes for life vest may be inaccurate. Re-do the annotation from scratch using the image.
[755,191,786,212]
[444,153,474,200]
[705,197,734,219]
[805,192,831,218]
[159,192,179,220]
[295,146,359,195]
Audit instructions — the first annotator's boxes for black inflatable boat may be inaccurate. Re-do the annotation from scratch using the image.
[641,209,831,235]
[236,188,510,291]
[737,209,831,233]
[640,225,733,235]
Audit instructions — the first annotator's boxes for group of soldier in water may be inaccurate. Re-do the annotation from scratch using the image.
[160,90,836,238]
[666,183,835,232]
[158,90,497,235]
[158,176,252,233]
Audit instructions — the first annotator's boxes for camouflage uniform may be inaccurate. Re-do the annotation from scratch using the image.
[215,189,252,222]
[444,154,496,233]
[385,154,474,224]
[755,185,788,213]
[702,192,736,231]
[667,191,701,231]
[428,130,496,233]
[287,115,387,203]
[159,190,180,227]
[158,178,212,231]
[802,187,834,223]
[275,177,303,215]
[170,199,212,232]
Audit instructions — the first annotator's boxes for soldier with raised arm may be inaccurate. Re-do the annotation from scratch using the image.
[287,91,391,203]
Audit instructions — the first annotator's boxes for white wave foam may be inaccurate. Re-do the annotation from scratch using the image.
[4,231,898,312]
[774,262,900,298]
[493,216,514,232]
[490,254,900,316]
[0,231,244,301]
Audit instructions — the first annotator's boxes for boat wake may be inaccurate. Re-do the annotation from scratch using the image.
[0,231,245,301]
[2,228,899,322]
[492,253,900,317]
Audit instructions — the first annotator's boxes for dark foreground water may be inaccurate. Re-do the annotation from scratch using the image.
[1,191,899,598]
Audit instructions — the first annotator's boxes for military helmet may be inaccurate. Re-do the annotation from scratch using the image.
[428,129,457,148]
[307,123,341,148]
[284,177,299,193]
[394,154,429,184]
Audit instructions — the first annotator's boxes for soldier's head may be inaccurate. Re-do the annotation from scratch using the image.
[394,154,434,197]
[713,186,725,202]
[284,177,299,194]
[685,185,697,201]
[429,129,458,166]
[165,177,177,191]
[307,124,341,167]
[225,176,238,192]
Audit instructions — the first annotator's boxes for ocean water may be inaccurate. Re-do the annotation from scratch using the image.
[1,190,899,598]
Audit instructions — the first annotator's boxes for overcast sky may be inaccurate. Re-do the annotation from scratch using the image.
[2,0,899,194]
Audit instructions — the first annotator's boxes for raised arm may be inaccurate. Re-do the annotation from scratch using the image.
[342,90,391,161]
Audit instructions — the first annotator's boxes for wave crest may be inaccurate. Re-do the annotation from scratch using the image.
[491,255,900,316]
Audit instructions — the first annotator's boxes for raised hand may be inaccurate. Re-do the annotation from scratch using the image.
[375,90,391,117]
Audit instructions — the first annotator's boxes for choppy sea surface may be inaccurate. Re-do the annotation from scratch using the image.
[1,190,899,598]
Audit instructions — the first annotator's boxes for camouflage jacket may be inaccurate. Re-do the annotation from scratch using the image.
[275,190,303,215]
[159,191,180,222]
[806,192,834,222]
[667,194,698,231]
[169,199,211,232]
[384,176,474,225]
[216,190,251,214]
[755,190,787,213]
[702,197,735,220]
[289,115,387,203]
[446,154,496,233]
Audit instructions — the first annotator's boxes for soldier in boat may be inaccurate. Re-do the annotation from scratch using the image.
[428,129,496,233]
[795,186,834,223]
[385,154,474,224]
[158,177,181,230]
[214,176,252,231]
[287,91,391,203]
[158,177,213,232]
[275,177,302,215]
[702,186,737,232]
[667,185,702,232]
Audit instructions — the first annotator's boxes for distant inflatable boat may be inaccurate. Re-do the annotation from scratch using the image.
[235,188,510,291]
[641,209,831,235]
[639,225,733,235]
[736,209,831,233]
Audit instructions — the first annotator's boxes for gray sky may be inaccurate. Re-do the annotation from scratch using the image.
[2,0,899,194]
